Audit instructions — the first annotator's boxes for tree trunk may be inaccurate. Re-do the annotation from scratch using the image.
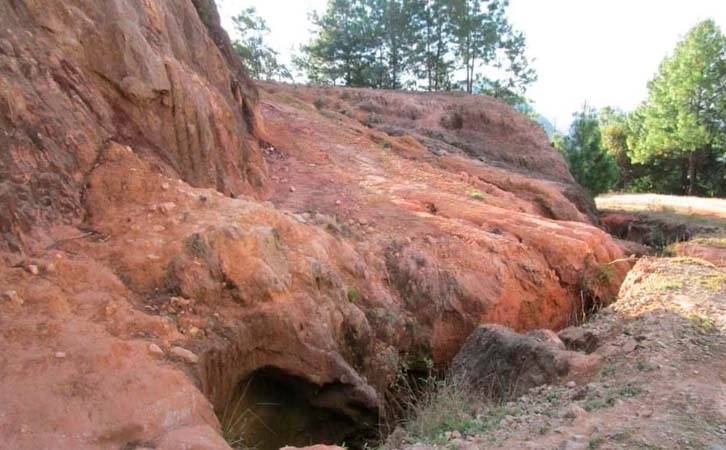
[687,151,697,195]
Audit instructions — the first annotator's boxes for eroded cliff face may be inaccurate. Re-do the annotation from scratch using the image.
[0,1,631,449]
[0,0,266,253]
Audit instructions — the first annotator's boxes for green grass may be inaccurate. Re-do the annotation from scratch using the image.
[583,384,642,412]
[468,191,485,200]
[347,287,361,303]
[688,314,718,333]
[403,378,516,443]
[589,436,606,449]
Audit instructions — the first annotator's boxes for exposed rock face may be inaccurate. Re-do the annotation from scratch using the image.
[451,324,597,398]
[0,0,266,253]
[288,85,598,222]
[0,1,632,448]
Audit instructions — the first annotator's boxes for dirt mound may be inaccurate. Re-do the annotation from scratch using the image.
[0,1,634,448]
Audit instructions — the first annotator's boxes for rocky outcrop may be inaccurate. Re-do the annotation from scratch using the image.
[277,84,598,222]
[0,0,266,253]
[0,1,634,448]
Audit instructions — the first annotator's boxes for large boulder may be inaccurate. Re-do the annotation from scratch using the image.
[452,325,598,398]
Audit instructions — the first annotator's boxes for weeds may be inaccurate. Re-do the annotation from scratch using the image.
[468,191,485,200]
[347,287,361,303]
[218,379,271,450]
[698,273,726,291]
[589,436,606,449]
[688,314,718,333]
[403,377,513,443]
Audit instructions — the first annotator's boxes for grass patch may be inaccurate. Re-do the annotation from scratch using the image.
[670,256,715,267]
[697,273,726,291]
[404,377,515,443]
[618,384,642,398]
[646,276,685,291]
[347,287,361,303]
[688,314,718,333]
[583,384,641,412]
[690,236,726,248]
[468,191,485,200]
[218,380,261,450]
[589,436,606,449]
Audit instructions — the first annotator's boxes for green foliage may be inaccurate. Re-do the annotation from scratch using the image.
[232,7,291,81]
[555,105,620,196]
[346,286,361,303]
[297,0,535,98]
[628,19,726,196]
[404,377,513,443]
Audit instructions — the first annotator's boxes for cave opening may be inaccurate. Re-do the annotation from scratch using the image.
[216,366,379,450]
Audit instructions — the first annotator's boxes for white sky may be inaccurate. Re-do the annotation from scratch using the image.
[217,0,726,130]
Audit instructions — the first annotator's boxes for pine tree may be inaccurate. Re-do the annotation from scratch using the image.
[629,19,726,195]
[555,105,620,196]
[231,7,290,81]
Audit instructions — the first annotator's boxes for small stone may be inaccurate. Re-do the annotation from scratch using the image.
[561,404,587,420]
[623,340,637,353]
[289,186,296,192]
[188,327,201,337]
[147,254,161,260]
[157,202,176,214]
[45,262,56,273]
[54,351,66,359]
[335,200,341,205]
[148,343,164,356]
[170,297,192,308]
[153,225,166,232]
[27,265,39,275]
[566,381,577,388]
[198,194,208,202]
[161,182,170,190]
[170,346,199,364]
[2,290,23,305]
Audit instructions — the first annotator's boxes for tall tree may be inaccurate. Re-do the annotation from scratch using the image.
[301,0,378,86]
[555,105,620,196]
[628,19,726,195]
[409,0,455,91]
[298,0,536,98]
[231,7,290,81]
[598,107,633,188]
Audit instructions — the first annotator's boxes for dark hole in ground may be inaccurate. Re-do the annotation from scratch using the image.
[217,366,378,450]
[601,211,719,251]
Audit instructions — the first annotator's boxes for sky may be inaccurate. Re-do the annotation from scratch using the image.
[217,0,726,130]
